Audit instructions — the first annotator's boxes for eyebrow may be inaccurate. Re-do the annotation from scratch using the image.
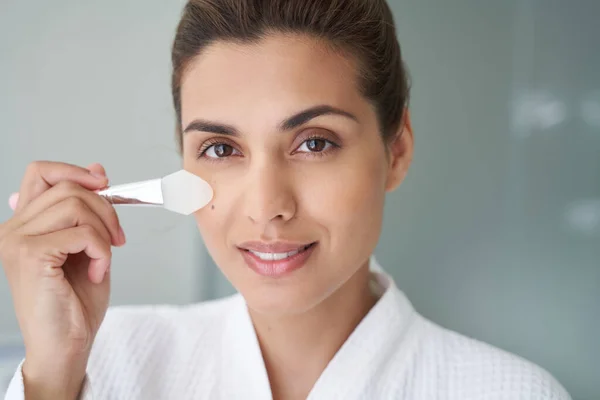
[183,105,358,136]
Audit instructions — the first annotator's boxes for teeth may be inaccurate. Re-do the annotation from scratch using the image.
[249,248,302,261]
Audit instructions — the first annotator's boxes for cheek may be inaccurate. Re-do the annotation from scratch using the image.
[193,174,238,243]
[191,162,253,269]
[300,152,388,243]
[184,149,233,229]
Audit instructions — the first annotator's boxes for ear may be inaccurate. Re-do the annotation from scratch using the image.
[385,109,414,192]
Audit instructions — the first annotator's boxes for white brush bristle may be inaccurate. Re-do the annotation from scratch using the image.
[161,170,213,215]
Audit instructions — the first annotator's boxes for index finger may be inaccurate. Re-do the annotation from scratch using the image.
[16,161,108,213]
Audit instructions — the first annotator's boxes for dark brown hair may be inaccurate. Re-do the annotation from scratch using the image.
[171,0,410,151]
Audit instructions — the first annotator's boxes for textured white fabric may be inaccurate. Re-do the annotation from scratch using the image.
[5,259,571,400]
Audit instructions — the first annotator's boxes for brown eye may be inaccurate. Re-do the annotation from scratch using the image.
[214,144,233,157]
[295,136,338,154]
[306,138,327,152]
[203,143,240,158]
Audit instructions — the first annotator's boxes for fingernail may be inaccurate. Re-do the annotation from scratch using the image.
[8,193,19,211]
[118,226,126,245]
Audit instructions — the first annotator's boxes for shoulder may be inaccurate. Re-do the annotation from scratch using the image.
[88,294,242,368]
[411,316,571,399]
[100,294,241,334]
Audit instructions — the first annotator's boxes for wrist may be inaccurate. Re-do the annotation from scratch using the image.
[22,356,88,400]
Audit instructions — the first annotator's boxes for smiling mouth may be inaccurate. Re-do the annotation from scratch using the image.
[241,243,317,261]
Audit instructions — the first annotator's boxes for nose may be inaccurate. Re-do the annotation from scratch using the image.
[242,161,297,225]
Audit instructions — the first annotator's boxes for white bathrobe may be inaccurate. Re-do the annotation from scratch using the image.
[5,259,571,399]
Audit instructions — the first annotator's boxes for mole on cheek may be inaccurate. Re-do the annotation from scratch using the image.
[211,204,215,210]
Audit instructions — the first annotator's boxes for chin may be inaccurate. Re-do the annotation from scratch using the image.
[214,245,370,317]
[240,278,335,317]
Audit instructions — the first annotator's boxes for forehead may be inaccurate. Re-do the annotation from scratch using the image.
[179,34,368,127]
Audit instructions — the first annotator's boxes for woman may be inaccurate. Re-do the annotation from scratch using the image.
[1,0,570,399]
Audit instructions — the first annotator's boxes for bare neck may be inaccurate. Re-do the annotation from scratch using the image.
[249,262,377,400]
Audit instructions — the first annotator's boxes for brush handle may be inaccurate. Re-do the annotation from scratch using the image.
[97,179,163,206]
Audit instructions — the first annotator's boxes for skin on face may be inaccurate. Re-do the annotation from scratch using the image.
[181,33,412,316]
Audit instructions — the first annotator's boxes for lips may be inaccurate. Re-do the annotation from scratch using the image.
[238,241,314,253]
[244,243,314,261]
[237,241,318,277]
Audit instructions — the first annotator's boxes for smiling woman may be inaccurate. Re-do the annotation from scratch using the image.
[2,0,572,399]
[179,32,402,321]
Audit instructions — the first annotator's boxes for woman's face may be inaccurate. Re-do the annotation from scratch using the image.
[181,34,411,315]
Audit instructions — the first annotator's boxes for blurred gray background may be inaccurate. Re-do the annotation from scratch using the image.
[1,0,598,398]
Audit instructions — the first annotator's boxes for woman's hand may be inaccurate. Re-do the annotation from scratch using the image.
[0,161,126,399]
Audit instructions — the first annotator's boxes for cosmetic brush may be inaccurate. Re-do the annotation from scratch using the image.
[97,170,213,215]
[8,170,213,216]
